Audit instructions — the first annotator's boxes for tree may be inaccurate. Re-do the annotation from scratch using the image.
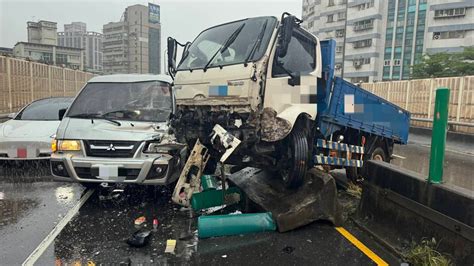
[411,46,474,79]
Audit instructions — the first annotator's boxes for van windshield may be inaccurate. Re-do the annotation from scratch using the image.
[67,81,172,122]
[177,16,277,71]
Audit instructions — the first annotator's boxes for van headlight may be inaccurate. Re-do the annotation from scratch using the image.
[57,140,81,151]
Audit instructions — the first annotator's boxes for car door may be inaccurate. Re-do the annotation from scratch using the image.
[262,26,322,141]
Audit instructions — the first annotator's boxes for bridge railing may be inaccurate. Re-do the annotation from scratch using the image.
[0,56,95,115]
[361,76,474,134]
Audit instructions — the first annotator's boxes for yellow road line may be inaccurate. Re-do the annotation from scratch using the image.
[335,227,389,266]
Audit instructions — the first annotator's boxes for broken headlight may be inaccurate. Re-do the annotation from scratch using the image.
[143,141,171,154]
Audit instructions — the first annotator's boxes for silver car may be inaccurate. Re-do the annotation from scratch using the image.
[0,97,73,161]
[50,74,186,187]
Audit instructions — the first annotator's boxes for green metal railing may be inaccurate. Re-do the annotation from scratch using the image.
[428,87,450,184]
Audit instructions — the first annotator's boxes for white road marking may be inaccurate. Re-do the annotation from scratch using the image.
[22,189,94,266]
[391,154,406,160]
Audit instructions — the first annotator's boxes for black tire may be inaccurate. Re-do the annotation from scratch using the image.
[280,130,308,188]
[370,147,389,162]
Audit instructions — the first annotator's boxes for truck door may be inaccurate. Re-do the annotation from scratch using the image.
[263,25,322,141]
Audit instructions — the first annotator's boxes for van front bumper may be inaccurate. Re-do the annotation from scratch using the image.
[50,153,181,185]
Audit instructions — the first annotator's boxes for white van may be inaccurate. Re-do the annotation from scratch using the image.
[50,74,186,187]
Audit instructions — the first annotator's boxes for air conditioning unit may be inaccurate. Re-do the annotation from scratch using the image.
[433,32,441,40]
[353,61,362,68]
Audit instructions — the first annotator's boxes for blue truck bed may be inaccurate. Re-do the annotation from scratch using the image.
[316,39,410,144]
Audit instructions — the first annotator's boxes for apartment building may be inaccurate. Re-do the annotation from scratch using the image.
[102,3,161,74]
[13,20,83,70]
[302,0,473,81]
[27,21,58,45]
[383,0,427,80]
[58,22,104,72]
[424,0,474,54]
[13,42,83,70]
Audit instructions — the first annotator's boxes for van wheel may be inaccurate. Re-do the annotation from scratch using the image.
[280,130,308,188]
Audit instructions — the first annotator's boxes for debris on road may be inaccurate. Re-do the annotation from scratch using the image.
[134,216,146,226]
[165,239,177,253]
[198,212,276,238]
[126,229,151,247]
[152,218,159,232]
[172,139,210,207]
[228,167,342,232]
[191,187,241,211]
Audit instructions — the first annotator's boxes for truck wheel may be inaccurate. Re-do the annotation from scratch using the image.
[345,147,388,181]
[370,147,388,162]
[280,130,308,188]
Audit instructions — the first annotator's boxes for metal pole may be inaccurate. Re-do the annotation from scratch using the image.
[340,1,349,79]
[428,87,450,184]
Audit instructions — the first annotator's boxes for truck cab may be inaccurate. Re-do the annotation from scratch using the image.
[168,14,409,188]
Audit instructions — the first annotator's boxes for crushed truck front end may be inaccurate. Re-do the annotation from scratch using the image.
[170,15,322,172]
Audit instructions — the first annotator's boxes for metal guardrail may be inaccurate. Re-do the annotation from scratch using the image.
[411,117,474,128]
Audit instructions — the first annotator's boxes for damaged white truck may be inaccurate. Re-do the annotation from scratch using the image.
[167,13,410,188]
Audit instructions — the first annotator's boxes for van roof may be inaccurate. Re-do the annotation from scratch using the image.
[88,74,173,84]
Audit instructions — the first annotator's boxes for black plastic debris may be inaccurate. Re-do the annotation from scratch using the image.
[126,229,151,247]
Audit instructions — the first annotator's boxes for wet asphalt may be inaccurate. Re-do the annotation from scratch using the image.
[0,133,472,265]
[392,133,474,190]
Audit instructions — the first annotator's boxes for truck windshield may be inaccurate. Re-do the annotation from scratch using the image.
[67,81,172,122]
[177,16,277,71]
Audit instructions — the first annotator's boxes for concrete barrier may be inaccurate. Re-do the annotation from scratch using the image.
[358,160,473,264]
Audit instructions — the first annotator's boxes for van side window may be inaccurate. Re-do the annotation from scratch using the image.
[272,28,316,77]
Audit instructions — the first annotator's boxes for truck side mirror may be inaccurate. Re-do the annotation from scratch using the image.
[167,37,178,77]
[277,15,296,58]
[288,74,301,86]
[58,108,67,120]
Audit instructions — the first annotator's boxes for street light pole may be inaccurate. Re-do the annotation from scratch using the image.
[340,1,349,79]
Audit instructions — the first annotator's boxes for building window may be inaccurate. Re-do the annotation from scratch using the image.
[433,31,466,40]
[353,39,372,48]
[353,58,370,68]
[327,14,334,23]
[353,19,374,31]
[356,0,374,10]
[328,0,335,6]
[434,8,466,18]
[337,12,346,21]
[57,54,68,64]
[350,77,369,83]
[335,29,345,38]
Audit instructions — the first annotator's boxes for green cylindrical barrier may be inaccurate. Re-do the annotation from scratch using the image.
[428,87,450,184]
[198,212,276,238]
[201,175,218,191]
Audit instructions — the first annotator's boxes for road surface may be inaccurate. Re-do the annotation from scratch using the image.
[0,132,471,265]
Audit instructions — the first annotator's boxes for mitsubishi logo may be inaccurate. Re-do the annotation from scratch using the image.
[106,144,116,151]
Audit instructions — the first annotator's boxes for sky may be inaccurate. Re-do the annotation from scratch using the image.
[0,0,302,48]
